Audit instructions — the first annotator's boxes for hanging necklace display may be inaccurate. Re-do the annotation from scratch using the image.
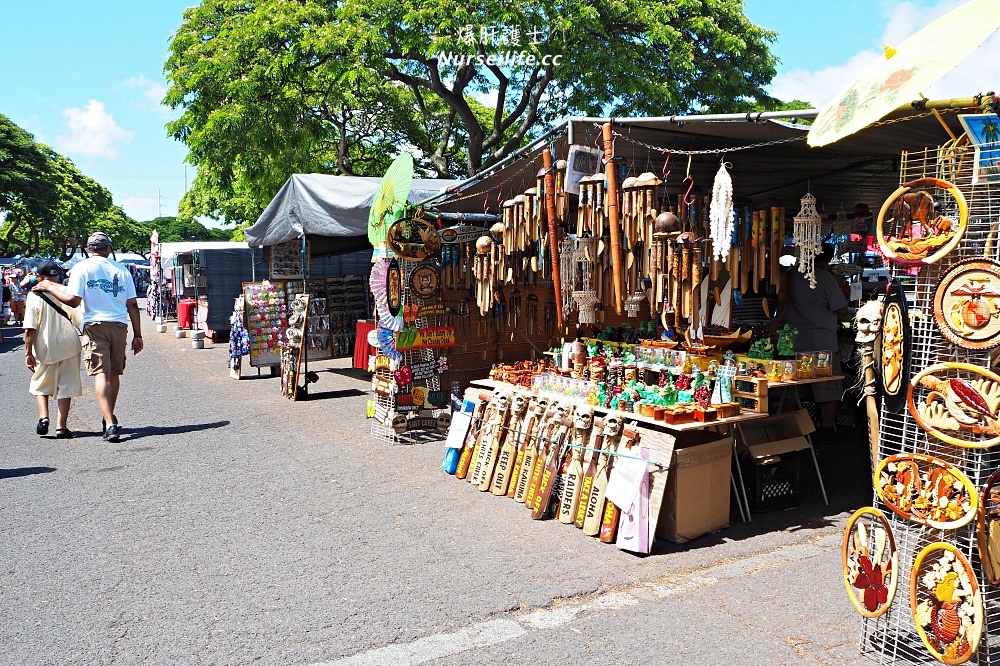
[409,263,440,300]
[910,542,983,665]
[792,192,823,289]
[977,469,1000,585]
[881,279,911,412]
[908,362,1000,449]
[709,161,734,263]
[841,506,898,619]
[386,216,442,261]
[874,453,978,530]
[933,258,1000,350]
[386,259,403,317]
[876,177,968,267]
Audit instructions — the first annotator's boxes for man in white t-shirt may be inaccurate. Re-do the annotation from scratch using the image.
[36,231,143,442]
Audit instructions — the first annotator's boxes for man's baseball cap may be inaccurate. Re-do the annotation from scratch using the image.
[35,260,64,280]
[86,231,112,248]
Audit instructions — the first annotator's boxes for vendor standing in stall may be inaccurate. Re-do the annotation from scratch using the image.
[772,244,849,439]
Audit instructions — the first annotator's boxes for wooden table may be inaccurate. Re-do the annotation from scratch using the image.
[470,377,770,523]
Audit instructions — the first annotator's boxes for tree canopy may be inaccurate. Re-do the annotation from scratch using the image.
[164,0,780,225]
[0,113,151,258]
[144,216,233,243]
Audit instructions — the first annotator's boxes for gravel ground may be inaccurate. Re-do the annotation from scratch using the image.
[0,318,872,665]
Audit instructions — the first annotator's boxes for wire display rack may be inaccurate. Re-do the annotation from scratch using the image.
[370,257,445,445]
[860,143,1000,665]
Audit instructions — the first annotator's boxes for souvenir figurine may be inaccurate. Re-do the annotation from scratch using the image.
[747,337,775,360]
[777,324,798,357]
[782,360,796,382]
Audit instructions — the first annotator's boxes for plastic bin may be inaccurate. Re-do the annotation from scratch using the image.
[178,298,197,329]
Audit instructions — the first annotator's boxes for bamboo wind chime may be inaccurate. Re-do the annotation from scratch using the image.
[793,192,823,289]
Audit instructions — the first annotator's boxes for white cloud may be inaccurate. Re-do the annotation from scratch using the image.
[770,0,1000,108]
[123,75,171,117]
[771,50,884,108]
[121,195,159,221]
[56,100,133,159]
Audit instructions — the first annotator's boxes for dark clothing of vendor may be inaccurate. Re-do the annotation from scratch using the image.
[774,246,849,431]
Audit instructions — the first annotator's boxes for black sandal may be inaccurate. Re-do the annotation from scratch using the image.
[36,418,49,436]
[55,428,73,439]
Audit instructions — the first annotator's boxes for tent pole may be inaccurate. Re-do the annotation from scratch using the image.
[300,234,308,399]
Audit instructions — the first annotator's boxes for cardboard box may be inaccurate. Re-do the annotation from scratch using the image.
[735,409,814,461]
[732,409,814,512]
[657,432,732,543]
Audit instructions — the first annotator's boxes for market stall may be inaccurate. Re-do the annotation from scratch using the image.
[361,93,1000,560]
[239,174,456,395]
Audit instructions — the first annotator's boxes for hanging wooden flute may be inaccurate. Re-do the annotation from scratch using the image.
[542,148,563,329]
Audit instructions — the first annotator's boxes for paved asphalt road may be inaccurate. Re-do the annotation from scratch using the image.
[0,318,875,665]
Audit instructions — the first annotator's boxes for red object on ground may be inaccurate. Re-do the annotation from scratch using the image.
[354,320,376,370]
[178,299,197,329]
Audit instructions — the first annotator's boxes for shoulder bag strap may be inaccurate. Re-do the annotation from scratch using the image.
[37,292,72,323]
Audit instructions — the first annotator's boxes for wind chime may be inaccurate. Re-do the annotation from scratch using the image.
[559,236,578,318]
[709,162,734,263]
[474,235,494,315]
[572,236,598,324]
[793,192,823,289]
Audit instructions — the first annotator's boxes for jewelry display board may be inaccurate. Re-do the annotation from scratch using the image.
[280,294,309,401]
[857,144,1000,666]
[282,274,370,360]
[242,280,289,367]
[269,239,310,280]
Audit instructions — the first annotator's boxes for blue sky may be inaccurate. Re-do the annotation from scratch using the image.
[1,0,997,223]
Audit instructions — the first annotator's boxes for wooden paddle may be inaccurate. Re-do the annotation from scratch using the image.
[524,414,557,509]
[508,405,543,500]
[558,427,589,525]
[574,420,604,528]
[491,401,526,496]
[515,425,542,504]
[600,427,640,543]
[456,396,492,479]
[531,421,569,520]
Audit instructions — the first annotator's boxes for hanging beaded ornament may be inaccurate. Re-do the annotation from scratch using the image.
[573,290,599,324]
[793,192,823,289]
[625,289,646,318]
[559,236,578,316]
[709,162,734,262]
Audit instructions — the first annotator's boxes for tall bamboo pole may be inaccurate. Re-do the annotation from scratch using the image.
[603,122,623,315]
[542,147,563,329]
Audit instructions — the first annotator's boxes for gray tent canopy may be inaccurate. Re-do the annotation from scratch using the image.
[244,174,458,250]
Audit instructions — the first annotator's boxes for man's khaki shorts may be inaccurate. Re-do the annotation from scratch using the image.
[82,322,128,376]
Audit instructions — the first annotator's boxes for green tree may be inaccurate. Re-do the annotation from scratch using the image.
[142,216,233,243]
[0,114,57,256]
[164,0,778,225]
